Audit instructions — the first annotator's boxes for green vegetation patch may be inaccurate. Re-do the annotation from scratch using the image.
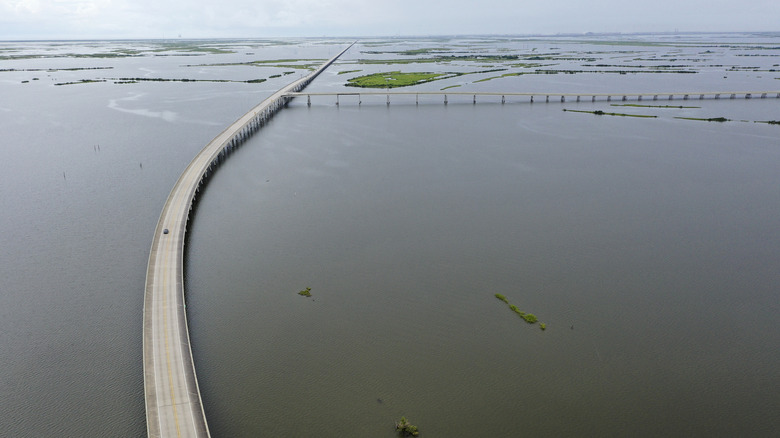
[674,116,731,122]
[440,84,461,90]
[297,287,312,297]
[355,54,528,65]
[346,71,454,88]
[363,47,452,55]
[495,294,544,328]
[54,79,106,86]
[563,109,658,118]
[473,72,524,83]
[105,76,267,84]
[183,59,325,70]
[0,67,113,72]
[755,120,780,125]
[395,417,419,437]
[337,69,362,75]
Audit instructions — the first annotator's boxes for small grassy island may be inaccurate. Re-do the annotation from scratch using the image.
[346,71,451,88]
[297,287,312,297]
[495,294,545,329]
[395,416,419,437]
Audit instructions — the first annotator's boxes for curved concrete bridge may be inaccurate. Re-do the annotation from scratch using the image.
[143,43,353,438]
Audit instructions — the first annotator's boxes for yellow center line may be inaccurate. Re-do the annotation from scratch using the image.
[162,208,182,437]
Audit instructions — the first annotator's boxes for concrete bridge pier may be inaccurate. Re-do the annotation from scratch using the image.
[715,94,720,99]
[761,93,766,98]
[307,95,311,106]
[592,96,596,102]
[699,94,705,100]
[416,94,419,105]
[746,93,752,99]
[576,96,580,102]
[607,96,611,102]
[622,95,627,101]
[387,94,391,106]
[444,95,448,105]
[473,94,477,104]
[501,95,505,104]
[638,95,643,101]
[653,95,658,101]
[530,96,534,103]
[730,93,736,99]
[668,95,674,100]
[561,96,565,102]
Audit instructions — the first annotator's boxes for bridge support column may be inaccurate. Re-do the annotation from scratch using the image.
[387,94,390,106]
[546,95,549,103]
[307,95,311,106]
[715,94,720,99]
[359,94,362,105]
[653,95,658,101]
[669,95,674,100]
[761,93,767,98]
[730,93,736,99]
[416,94,419,105]
[745,93,752,99]
[473,94,476,104]
[622,95,627,101]
[638,95,642,101]
[530,96,534,103]
[444,95,447,105]
[336,95,339,106]
[576,96,580,102]
[501,95,505,104]
[592,96,596,102]
[561,96,565,102]
[607,96,611,102]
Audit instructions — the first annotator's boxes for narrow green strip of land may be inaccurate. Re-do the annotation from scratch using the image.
[563,109,658,118]
[674,116,731,122]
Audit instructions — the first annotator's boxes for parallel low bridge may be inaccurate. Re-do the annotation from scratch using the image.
[284,90,780,105]
[142,43,353,438]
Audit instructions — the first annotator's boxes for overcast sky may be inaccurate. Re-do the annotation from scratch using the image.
[1,0,778,40]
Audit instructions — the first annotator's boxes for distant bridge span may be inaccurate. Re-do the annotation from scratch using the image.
[284,90,780,105]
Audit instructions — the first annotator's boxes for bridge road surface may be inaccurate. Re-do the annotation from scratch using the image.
[143,42,354,438]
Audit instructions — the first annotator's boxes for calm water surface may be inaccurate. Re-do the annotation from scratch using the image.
[0,39,338,436]
[1,35,778,436]
[186,99,780,436]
